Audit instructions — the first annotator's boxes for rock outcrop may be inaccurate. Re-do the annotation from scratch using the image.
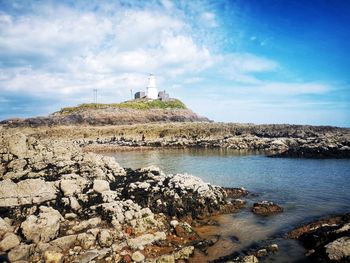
[288,213,350,262]
[0,132,240,262]
[68,123,350,159]
[252,201,283,216]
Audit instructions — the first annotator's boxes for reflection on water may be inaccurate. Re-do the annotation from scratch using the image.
[105,148,350,262]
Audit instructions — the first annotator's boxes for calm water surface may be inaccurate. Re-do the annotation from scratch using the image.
[105,148,350,262]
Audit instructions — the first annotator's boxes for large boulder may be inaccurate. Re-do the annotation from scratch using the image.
[21,206,62,243]
[113,166,231,219]
[0,179,57,207]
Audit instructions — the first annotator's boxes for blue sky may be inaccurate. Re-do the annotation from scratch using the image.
[0,0,349,126]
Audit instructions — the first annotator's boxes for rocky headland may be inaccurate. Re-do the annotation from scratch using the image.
[0,100,209,127]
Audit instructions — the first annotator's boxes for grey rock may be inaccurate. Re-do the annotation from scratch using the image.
[21,206,62,243]
[59,175,88,196]
[325,236,350,261]
[50,235,77,251]
[128,232,166,250]
[0,179,57,207]
[8,244,33,262]
[0,233,20,251]
[93,179,110,193]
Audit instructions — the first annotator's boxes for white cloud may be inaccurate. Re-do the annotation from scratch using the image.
[0,9,112,60]
[200,12,218,27]
[224,53,278,73]
[258,82,329,95]
[0,4,214,100]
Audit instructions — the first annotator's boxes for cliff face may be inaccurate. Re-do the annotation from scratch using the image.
[1,107,210,127]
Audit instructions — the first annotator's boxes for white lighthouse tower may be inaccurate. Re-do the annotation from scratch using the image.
[146,74,158,100]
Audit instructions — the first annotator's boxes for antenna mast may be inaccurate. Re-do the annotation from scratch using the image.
[93,89,97,104]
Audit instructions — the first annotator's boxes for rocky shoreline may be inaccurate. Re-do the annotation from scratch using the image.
[1,125,349,262]
[0,132,261,263]
[2,122,349,159]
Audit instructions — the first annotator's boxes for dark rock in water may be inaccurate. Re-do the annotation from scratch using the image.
[229,235,240,243]
[269,145,350,159]
[195,235,220,253]
[210,241,278,262]
[224,187,249,198]
[252,201,283,216]
[288,213,350,262]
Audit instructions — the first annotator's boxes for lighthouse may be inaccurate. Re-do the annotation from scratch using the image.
[146,74,158,100]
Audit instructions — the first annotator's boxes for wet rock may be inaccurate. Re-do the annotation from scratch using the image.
[174,222,194,238]
[117,168,230,219]
[0,233,20,251]
[224,187,249,198]
[252,201,283,215]
[289,213,350,262]
[21,206,62,243]
[131,251,145,262]
[267,244,279,252]
[325,236,350,261]
[238,255,259,262]
[255,248,268,258]
[195,236,219,252]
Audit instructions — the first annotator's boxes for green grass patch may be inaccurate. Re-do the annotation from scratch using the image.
[59,99,187,114]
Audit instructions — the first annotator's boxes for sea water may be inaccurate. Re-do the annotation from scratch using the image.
[105,148,350,262]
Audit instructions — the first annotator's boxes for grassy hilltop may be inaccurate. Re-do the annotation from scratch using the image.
[1,98,208,127]
[59,99,187,114]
